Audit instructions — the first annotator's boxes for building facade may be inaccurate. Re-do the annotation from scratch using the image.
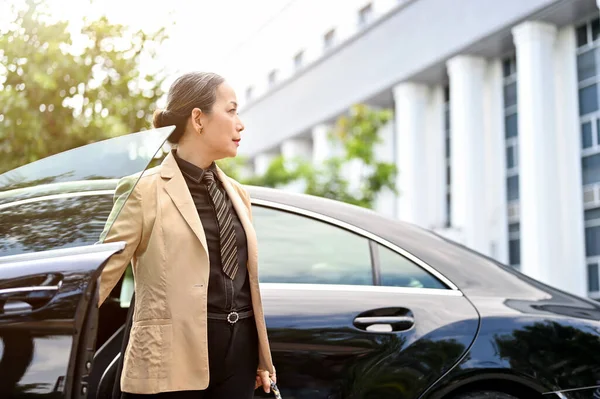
[235,0,600,299]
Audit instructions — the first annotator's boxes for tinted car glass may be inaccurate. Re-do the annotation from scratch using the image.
[377,243,448,289]
[0,127,173,257]
[0,193,114,257]
[0,128,173,197]
[252,206,373,285]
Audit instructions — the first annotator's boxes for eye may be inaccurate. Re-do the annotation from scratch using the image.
[229,108,237,114]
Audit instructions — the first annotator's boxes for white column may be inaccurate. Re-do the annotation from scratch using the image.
[311,124,333,164]
[425,85,447,229]
[280,137,311,193]
[484,59,509,264]
[512,21,562,286]
[254,152,276,175]
[553,25,587,296]
[393,82,429,226]
[446,55,488,254]
[281,137,312,160]
[373,120,396,218]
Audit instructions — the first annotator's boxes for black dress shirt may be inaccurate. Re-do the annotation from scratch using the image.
[174,151,252,313]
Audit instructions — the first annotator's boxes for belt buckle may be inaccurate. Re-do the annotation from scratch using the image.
[226,311,239,324]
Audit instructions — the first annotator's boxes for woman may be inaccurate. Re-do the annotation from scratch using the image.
[98,72,276,398]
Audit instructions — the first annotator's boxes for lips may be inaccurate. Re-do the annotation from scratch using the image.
[233,139,241,146]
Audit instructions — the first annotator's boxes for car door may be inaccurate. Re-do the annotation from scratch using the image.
[0,241,127,398]
[251,202,480,399]
[0,127,173,399]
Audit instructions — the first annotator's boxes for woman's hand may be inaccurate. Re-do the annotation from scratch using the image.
[255,369,276,393]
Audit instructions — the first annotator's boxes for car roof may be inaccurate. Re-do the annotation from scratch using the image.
[247,185,562,300]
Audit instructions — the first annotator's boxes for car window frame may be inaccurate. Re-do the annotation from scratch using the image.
[250,198,459,292]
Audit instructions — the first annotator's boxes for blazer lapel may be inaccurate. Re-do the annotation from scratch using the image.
[215,166,258,274]
[161,152,208,254]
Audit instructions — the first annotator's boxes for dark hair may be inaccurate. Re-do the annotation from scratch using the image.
[152,72,225,143]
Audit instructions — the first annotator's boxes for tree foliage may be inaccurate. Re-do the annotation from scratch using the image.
[0,0,168,173]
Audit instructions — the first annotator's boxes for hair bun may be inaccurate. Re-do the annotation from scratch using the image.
[153,109,166,128]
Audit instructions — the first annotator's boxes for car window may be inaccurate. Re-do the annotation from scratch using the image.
[252,206,373,285]
[377,244,448,289]
[0,128,172,197]
[0,194,114,257]
[0,128,173,258]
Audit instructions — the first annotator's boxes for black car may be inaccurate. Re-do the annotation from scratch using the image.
[1,128,600,399]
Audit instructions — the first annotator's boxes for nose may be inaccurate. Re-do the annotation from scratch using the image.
[237,118,245,132]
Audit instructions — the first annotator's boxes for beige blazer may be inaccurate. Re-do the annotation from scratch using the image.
[98,151,274,394]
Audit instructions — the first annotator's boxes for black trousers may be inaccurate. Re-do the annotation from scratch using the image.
[123,317,259,399]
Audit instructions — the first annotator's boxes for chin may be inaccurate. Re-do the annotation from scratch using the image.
[224,149,238,159]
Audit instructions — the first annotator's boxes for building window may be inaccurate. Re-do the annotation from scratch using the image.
[585,208,600,295]
[268,70,278,87]
[589,263,599,293]
[506,175,519,201]
[577,18,600,48]
[583,153,600,185]
[585,208,600,256]
[444,85,451,227]
[324,29,336,51]
[245,86,254,101]
[294,51,304,71]
[577,17,600,297]
[508,222,521,269]
[358,3,373,27]
[503,55,520,268]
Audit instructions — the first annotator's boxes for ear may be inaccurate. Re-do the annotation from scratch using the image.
[191,107,203,133]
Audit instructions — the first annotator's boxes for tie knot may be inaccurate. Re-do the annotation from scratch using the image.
[202,169,215,184]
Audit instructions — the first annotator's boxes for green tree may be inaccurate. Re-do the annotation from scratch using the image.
[0,0,168,174]
[219,104,397,209]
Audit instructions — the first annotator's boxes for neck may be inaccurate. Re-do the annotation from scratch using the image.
[175,143,214,170]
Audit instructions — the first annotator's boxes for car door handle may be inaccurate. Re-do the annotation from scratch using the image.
[354,316,414,325]
[0,281,62,314]
[353,311,415,332]
[0,285,61,299]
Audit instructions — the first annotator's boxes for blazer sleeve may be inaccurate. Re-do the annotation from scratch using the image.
[97,176,143,307]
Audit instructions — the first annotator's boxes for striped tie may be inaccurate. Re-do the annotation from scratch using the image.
[203,170,239,279]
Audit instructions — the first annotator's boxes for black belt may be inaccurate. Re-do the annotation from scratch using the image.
[207,310,253,324]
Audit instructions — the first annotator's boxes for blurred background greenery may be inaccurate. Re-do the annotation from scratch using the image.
[0,0,168,172]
